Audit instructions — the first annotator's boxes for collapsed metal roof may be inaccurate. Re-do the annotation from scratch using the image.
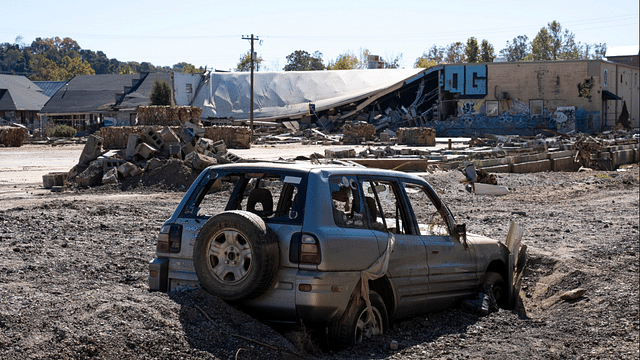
[192,68,427,121]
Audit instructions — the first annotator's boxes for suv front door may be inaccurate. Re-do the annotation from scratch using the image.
[359,177,428,319]
[402,181,477,309]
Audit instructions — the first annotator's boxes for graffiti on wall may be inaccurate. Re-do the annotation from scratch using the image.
[577,78,593,101]
[458,100,484,115]
[508,99,529,115]
[550,106,576,132]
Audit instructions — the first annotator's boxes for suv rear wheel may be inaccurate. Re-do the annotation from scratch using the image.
[193,210,279,301]
[328,290,388,350]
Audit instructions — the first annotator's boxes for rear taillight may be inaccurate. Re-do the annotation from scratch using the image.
[157,224,182,253]
[290,233,321,265]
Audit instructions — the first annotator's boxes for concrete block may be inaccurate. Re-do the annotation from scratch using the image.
[547,150,573,159]
[212,140,227,154]
[181,140,196,158]
[196,138,214,153]
[79,134,104,165]
[167,144,182,158]
[102,158,126,172]
[102,168,118,184]
[184,152,217,170]
[76,161,103,187]
[183,121,205,137]
[474,157,514,167]
[551,156,581,172]
[516,152,548,163]
[126,134,139,158]
[160,127,180,143]
[42,172,67,189]
[511,159,551,173]
[481,164,511,173]
[325,147,356,158]
[117,162,138,178]
[146,158,165,171]
[142,126,165,150]
[612,149,636,168]
[135,143,158,159]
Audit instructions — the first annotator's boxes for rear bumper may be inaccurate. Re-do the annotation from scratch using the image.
[149,258,362,324]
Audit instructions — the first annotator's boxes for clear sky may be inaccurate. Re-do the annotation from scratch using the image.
[1,0,638,72]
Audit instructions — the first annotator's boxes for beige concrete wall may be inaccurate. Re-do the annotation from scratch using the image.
[487,61,599,114]
[485,60,638,129]
[613,65,639,128]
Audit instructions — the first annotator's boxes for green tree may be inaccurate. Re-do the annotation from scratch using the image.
[531,21,587,61]
[327,51,359,70]
[59,56,95,79]
[414,56,438,68]
[479,40,496,62]
[445,42,466,63]
[235,51,264,72]
[28,55,63,81]
[465,37,479,63]
[174,62,205,73]
[150,79,172,105]
[284,50,325,71]
[500,35,530,62]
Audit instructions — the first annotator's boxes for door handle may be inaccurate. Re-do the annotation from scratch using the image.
[431,250,439,254]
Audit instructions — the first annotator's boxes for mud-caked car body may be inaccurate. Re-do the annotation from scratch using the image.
[150,162,520,348]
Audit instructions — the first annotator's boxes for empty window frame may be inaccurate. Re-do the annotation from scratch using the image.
[530,100,544,116]
[485,101,499,117]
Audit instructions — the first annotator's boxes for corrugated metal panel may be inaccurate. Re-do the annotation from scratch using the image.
[194,68,425,120]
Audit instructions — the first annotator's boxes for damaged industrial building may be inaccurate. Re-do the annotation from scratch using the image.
[178,59,637,137]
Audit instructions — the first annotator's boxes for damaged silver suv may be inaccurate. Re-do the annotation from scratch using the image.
[149,162,524,349]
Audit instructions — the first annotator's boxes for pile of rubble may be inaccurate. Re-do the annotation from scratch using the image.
[320,130,639,174]
[43,122,246,191]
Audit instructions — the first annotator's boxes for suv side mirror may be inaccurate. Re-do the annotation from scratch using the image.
[454,223,468,249]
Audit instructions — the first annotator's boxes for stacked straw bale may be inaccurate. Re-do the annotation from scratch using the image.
[0,126,28,147]
[136,106,203,126]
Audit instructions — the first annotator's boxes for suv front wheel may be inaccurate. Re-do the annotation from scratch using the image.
[328,290,388,350]
[193,211,279,301]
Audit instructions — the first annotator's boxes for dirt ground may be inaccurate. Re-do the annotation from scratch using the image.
[0,144,638,359]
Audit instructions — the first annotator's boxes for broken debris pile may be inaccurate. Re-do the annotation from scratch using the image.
[44,122,246,190]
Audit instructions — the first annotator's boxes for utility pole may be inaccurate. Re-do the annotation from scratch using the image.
[242,34,259,140]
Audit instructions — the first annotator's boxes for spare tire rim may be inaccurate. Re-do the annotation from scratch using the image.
[355,307,383,344]
[207,229,253,284]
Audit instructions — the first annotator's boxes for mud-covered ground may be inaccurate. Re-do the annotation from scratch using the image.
[0,166,638,359]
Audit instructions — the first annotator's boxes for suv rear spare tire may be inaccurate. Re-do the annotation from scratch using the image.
[193,210,279,301]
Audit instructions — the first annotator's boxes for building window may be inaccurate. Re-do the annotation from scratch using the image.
[530,100,544,115]
[485,101,499,116]
[186,83,193,93]
[452,73,458,89]
[603,69,608,87]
